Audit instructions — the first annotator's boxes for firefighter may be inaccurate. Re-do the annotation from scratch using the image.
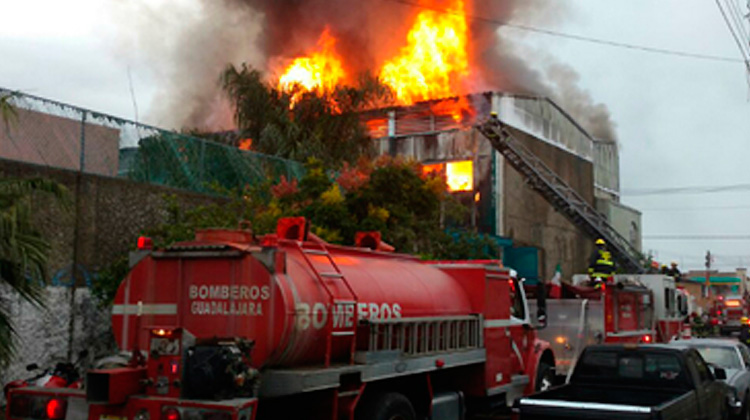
[588,238,615,288]
[666,261,682,282]
[740,317,750,347]
[691,311,706,337]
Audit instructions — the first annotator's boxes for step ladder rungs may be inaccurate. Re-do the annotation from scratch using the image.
[303,248,328,255]
[320,272,344,278]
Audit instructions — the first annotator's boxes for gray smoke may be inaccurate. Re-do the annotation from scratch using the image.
[544,61,618,142]
[111,0,618,141]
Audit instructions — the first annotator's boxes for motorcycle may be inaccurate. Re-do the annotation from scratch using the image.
[3,350,88,399]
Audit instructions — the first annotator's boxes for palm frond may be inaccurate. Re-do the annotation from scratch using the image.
[0,176,66,365]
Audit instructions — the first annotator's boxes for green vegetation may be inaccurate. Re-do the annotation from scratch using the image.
[220,65,392,167]
[0,177,69,366]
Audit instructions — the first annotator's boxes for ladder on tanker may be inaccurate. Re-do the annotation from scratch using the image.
[297,242,359,367]
[475,115,646,274]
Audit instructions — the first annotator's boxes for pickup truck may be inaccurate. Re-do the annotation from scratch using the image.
[516,344,732,419]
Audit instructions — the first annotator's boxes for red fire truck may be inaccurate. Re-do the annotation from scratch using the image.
[616,274,687,342]
[716,294,748,335]
[526,276,655,381]
[6,217,554,420]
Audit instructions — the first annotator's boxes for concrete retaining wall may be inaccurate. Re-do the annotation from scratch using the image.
[0,158,222,401]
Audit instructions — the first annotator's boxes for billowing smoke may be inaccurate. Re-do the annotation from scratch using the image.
[112,0,617,141]
[544,61,618,142]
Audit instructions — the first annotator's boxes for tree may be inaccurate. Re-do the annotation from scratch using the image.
[220,65,392,168]
[0,178,68,365]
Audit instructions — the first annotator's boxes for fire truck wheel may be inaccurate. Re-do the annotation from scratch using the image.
[356,392,416,420]
[535,362,555,392]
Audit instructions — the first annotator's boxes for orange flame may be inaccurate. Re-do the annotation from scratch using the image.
[238,138,253,150]
[278,27,346,104]
[379,0,470,105]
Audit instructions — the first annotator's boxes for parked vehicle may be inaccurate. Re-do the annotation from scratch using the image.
[671,338,750,419]
[516,344,734,420]
[720,295,748,335]
[5,217,555,420]
[3,351,88,399]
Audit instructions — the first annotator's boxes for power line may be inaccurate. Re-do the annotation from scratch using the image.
[380,0,746,64]
[639,204,750,211]
[716,0,750,80]
[645,234,750,240]
[622,183,750,196]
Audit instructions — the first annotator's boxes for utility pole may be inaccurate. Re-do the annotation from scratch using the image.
[706,250,712,300]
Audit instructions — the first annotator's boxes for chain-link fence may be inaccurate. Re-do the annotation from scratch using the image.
[0,88,304,194]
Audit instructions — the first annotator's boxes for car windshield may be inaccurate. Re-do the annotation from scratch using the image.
[695,346,742,370]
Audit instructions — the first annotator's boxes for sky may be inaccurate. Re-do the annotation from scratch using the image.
[1,0,749,272]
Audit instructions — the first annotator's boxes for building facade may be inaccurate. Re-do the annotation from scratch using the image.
[362,92,607,282]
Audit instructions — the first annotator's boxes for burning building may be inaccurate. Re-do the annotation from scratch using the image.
[360,92,640,283]
[123,0,640,278]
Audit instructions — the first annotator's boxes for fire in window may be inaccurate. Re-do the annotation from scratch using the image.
[422,160,474,192]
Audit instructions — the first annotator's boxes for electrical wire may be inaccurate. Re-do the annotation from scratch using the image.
[716,0,750,72]
[638,205,750,212]
[379,0,746,64]
[622,183,750,196]
[644,235,750,240]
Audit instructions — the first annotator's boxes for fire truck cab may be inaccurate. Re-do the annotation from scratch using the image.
[718,294,747,335]
[616,274,686,342]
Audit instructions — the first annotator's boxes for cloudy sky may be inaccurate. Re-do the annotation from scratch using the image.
[1,0,749,272]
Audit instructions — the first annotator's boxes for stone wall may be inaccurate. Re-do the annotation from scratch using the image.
[0,158,223,400]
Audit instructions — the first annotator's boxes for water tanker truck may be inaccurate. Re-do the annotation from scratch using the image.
[5,217,554,420]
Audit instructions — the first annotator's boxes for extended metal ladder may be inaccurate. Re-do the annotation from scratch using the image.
[296,241,359,366]
[475,115,645,274]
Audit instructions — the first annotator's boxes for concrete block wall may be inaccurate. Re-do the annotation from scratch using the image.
[0,158,224,402]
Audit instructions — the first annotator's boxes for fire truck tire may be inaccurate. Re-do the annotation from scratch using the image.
[535,362,555,392]
[356,392,416,420]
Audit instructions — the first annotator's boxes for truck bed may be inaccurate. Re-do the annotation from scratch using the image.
[518,384,697,420]
[530,383,684,406]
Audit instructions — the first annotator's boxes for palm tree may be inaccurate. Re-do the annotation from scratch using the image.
[0,178,68,365]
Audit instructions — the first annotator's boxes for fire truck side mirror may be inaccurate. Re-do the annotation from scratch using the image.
[536,307,548,329]
[535,282,548,329]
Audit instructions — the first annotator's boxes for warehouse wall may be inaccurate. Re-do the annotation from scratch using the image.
[501,127,595,281]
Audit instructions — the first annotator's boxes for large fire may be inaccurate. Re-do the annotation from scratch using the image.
[277,27,347,102]
[275,0,472,119]
[379,0,470,104]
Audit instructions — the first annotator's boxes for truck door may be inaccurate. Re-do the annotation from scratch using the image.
[687,351,725,419]
[508,277,532,377]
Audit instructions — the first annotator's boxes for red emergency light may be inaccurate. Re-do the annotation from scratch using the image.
[46,398,66,420]
[162,407,180,420]
[718,296,724,300]
[137,236,153,250]
[642,335,652,343]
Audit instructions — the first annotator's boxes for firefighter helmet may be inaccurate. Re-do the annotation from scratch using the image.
[595,239,606,246]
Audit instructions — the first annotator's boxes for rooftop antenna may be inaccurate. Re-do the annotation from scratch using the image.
[127,66,140,124]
